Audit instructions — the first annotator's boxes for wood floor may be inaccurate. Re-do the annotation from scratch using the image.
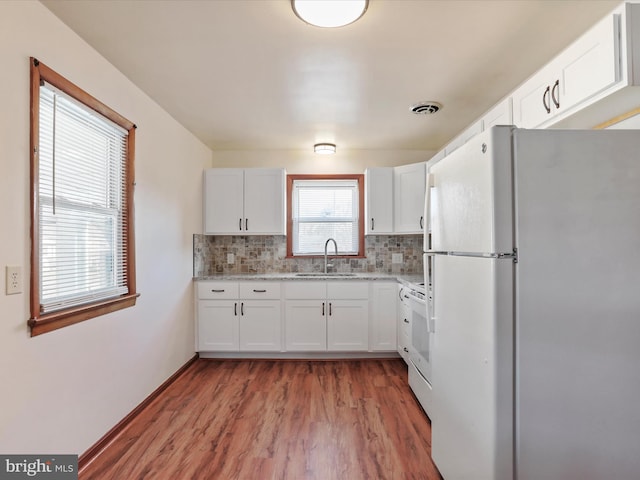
[81,358,443,480]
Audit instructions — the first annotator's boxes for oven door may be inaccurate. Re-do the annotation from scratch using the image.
[408,293,432,383]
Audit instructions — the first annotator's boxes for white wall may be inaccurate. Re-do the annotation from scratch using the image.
[212,149,435,173]
[0,1,211,455]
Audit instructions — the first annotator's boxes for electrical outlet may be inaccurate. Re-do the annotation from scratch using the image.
[6,266,22,295]
[392,253,403,264]
[227,253,235,264]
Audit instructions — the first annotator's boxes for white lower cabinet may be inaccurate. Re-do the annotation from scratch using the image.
[369,282,397,351]
[197,281,282,352]
[327,300,369,351]
[239,300,282,351]
[284,300,327,351]
[198,279,399,354]
[284,281,369,352]
[198,300,239,351]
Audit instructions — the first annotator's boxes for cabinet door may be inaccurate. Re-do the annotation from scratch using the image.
[204,169,244,234]
[327,300,369,351]
[243,168,285,235]
[559,13,619,113]
[370,282,397,351]
[197,300,239,351]
[239,300,282,351]
[481,98,513,130]
[512,63,557,128]
[285,300,327,351]
[394,162,426,233]
[444,121,482,156]
[365,167,394,234]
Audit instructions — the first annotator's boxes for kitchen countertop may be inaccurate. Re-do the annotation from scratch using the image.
[194,272,423,287]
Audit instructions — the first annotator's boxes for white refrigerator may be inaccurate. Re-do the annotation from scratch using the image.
[424,126,640,480]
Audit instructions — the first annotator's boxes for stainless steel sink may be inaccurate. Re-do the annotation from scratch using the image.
[294,273,357,277]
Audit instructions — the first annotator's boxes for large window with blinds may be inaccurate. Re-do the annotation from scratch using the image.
[29,58,138,336]
[287,174,365,257]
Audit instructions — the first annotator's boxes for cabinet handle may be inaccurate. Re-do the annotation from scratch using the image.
[253,289,267,293]
[234,302,237,316]
[329,302,332,316]
[245,218,248,231]
[211,289,225,293]
[403,347,409,353]
[398,288,404,301]
[420,216,424,229]
[322,302,325,316]
[239,218,242,231]
[371,218,374,231]
[542,85,551,114]
[551,79,560,109]
[403,318,409,324]
[241,302,244,316]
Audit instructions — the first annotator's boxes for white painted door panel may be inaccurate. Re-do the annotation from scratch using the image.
[204,169,244,234]
[326,300,369,351]
[197,300,239,351]
[285,300,326,351]
[243,168,285,234]
[239,300,282,351]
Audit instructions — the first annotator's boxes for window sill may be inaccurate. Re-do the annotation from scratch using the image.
[285,254,366,259]
[28,293,140,337]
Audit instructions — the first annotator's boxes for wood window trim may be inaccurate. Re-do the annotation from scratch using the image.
[28,57,139,337]
[286,174,365,258]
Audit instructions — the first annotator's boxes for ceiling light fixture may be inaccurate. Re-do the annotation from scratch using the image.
[314,143,336,155]
[292,0,368,28]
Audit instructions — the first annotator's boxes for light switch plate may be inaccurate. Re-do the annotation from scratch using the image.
[227,253,235,264]
[6,266,22,295]
[392,253,403,264]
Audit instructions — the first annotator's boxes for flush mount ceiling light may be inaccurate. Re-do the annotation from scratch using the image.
[314,143,336,154]
[292,0,368,28]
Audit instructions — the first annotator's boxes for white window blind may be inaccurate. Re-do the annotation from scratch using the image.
[38,82,129,313]
[292,179,359,255]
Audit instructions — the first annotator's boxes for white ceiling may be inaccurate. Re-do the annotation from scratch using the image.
[41,0,620,153]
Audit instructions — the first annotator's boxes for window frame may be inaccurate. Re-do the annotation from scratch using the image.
[286,174,365,258]
[29,58,139,336]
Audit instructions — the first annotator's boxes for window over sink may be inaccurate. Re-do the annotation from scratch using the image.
[286,174,364,257]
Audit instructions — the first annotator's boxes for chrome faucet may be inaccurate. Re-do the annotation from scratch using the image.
[324,238,338,274]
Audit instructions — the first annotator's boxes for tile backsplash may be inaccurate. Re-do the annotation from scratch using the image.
[193,234,423,276]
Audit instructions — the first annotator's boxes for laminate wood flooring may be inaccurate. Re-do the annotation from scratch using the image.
[81,359,442,480]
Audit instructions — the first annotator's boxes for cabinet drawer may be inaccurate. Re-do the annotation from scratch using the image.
[197,281,239,299]
[327,281,368,300]
[240,282,281,299]
[284,281,326,299]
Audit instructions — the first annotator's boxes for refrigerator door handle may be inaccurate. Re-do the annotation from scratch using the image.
[424,250,448,256]
[448,250,518,262]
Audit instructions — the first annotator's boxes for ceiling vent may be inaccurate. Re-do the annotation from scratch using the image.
[410,101,442,115]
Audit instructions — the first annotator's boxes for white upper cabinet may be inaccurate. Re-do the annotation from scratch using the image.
[204,168,285,235]
[365,167,394,235]
[513,8,623,128]
[394,162,426,234]
[204,169,244,235]
[444,120,483,156]
[481,97,513,130]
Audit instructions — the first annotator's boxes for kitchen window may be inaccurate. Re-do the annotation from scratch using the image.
[28,58,138,336]
[286,174,365,257]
